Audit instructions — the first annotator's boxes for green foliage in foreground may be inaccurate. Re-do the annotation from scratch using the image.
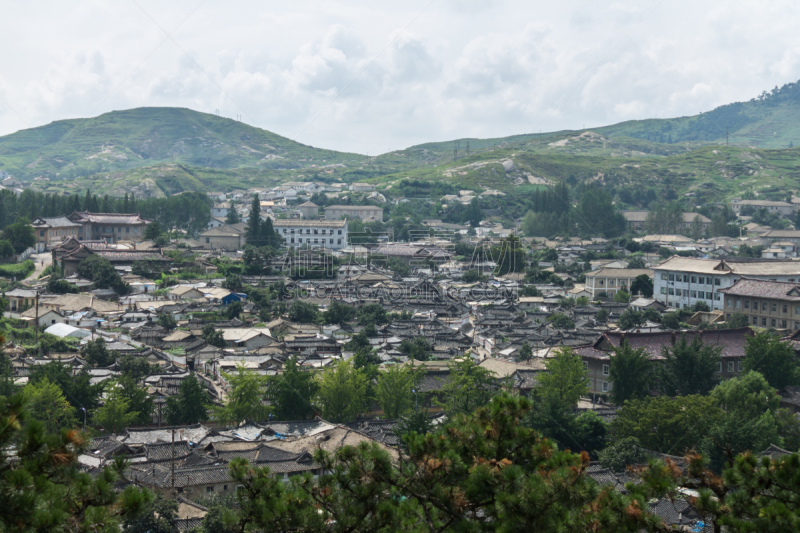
[0,259,34,279]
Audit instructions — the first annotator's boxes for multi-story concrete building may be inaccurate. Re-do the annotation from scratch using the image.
[731,199,797,217]
[324,205,383,222]
[30,216,82,247]
[622,211,711,233]
[653,256,800,311]
[719,277,800,330]
[66,212,151,243]
[272,219,348,249]
[584,268,653,298]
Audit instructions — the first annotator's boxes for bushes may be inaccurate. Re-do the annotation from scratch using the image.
[0,260,34,279]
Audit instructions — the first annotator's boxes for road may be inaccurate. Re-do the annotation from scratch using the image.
[23,252,52,284]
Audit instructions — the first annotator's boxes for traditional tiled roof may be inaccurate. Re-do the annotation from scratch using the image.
[69,212,149,225]
[272,219,346,228]
[585,268,653,279]
[719,277,800,301]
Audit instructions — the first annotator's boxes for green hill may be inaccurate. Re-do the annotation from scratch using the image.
[0,107,365,182]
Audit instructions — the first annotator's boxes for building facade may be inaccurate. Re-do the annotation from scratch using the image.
[719,277,800,330]
[324,205,383,222]
[731,199,797,217]
[272,219,348,250]
[30,217,82,247]
[66,212,151,243]
[584,268,653,298]
[653,256,800,311]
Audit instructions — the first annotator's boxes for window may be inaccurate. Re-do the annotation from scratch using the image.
[224,485,228,491]
[205,238,210,243]
[796,305,800,314]
[330,239,333,244]
[744,301,749,309]
[582,361,588,371]
[698,276,704,284]
[728,362,734,373]
[738,361,743,371]
[669,274,674,281]
[691,276,697,283]
[691,290,697,298]
[716,362,722,372]
[714,293,721,301]
[735,299,741,308]
[668,288,674,295]
[762,317,767,326]
[39,230,44,237]
[662,273,668,280]
[771,319,777,327]
[683,275,689,282]
[752,316,758,325]
[306,229,311,234]
[206,486,214,493]
[784,305,789,313]
[661,287,667,294]
[782,320,788,328]
[598,280,605,286]
[338,230,342,235]
[715,278,721,286]
[773,303,778,312]
[602,364,609,376]
[337,239,342,244]
[602,381,609,392]
[126,227,129,233]
[763,302,768,311]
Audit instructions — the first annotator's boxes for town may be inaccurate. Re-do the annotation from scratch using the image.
[2,173,800,530]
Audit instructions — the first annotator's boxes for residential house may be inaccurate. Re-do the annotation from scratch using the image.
[297,201,319,219]
[622,211,711,233]
[199,225,245,251]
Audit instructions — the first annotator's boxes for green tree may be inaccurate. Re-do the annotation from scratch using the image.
[77,254,130,294]
[223,300,243,319]
[156,312,176,331]
[124,496,177,533]
[164,375,210,424]
[22,377,78,433]
[537,348,588,409]
[117,354,157,382]
[225,205,239,224]
[435,358,498,418]
[659,334,721,396]
[610,395,720,454]
[0,393,154,532]
[597,436,649,472]
[742,331,800,390]
[609,341,653,405]
[626,256,646,269]
[267,356,318,420]
[245,195,261,245]
[94,380,139,433]
[613,289,631,303]
[630,274,653,297]
[214,365,271,425]
[80,337,116,367]
[202,324,227,348]
[117,375,154,426]
[288,299,319,323]
[143,221,163,241]
[726,311,750,328]
[322,301,356,325]
[595,308,609,322]
[316,360,368,423]
[617,308,644,330]
[462,197,482,227]
[2,217,35,253]
[574,187,626,238]
[518,342,533,362]
[375,364,421,419]
[548,312,575,329]
[491,234,525,275]
[28,362,104,414]
[356,302,389,326]
[398,337,431,361]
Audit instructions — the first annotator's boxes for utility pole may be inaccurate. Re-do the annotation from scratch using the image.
[171,428,175,492]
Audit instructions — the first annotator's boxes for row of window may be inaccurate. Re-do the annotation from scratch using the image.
[280,228,343,235]
[728,299,800,314]
[661,273,721,285]
[593,279,629,287]
[660,287,721,300]
[99,226,137,233]
[289,238,343,245]
[736,313,798,329]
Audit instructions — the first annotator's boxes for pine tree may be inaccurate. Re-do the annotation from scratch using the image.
[246,195,261,246]
[123,192,129,213]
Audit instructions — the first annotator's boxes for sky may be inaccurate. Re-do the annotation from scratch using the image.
[1,0,799,154]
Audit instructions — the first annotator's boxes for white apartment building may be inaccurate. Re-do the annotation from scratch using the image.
[272,219,348,250]
[653,256,800,310]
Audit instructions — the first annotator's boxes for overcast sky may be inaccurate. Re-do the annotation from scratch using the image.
[0,1,798,154]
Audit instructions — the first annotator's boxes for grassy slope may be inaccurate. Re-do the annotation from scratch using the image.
[0,107,366,181]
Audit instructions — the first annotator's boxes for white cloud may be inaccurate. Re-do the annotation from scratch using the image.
[0,0,799,154]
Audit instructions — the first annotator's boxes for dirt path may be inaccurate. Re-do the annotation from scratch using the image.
[23,252,52,284]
